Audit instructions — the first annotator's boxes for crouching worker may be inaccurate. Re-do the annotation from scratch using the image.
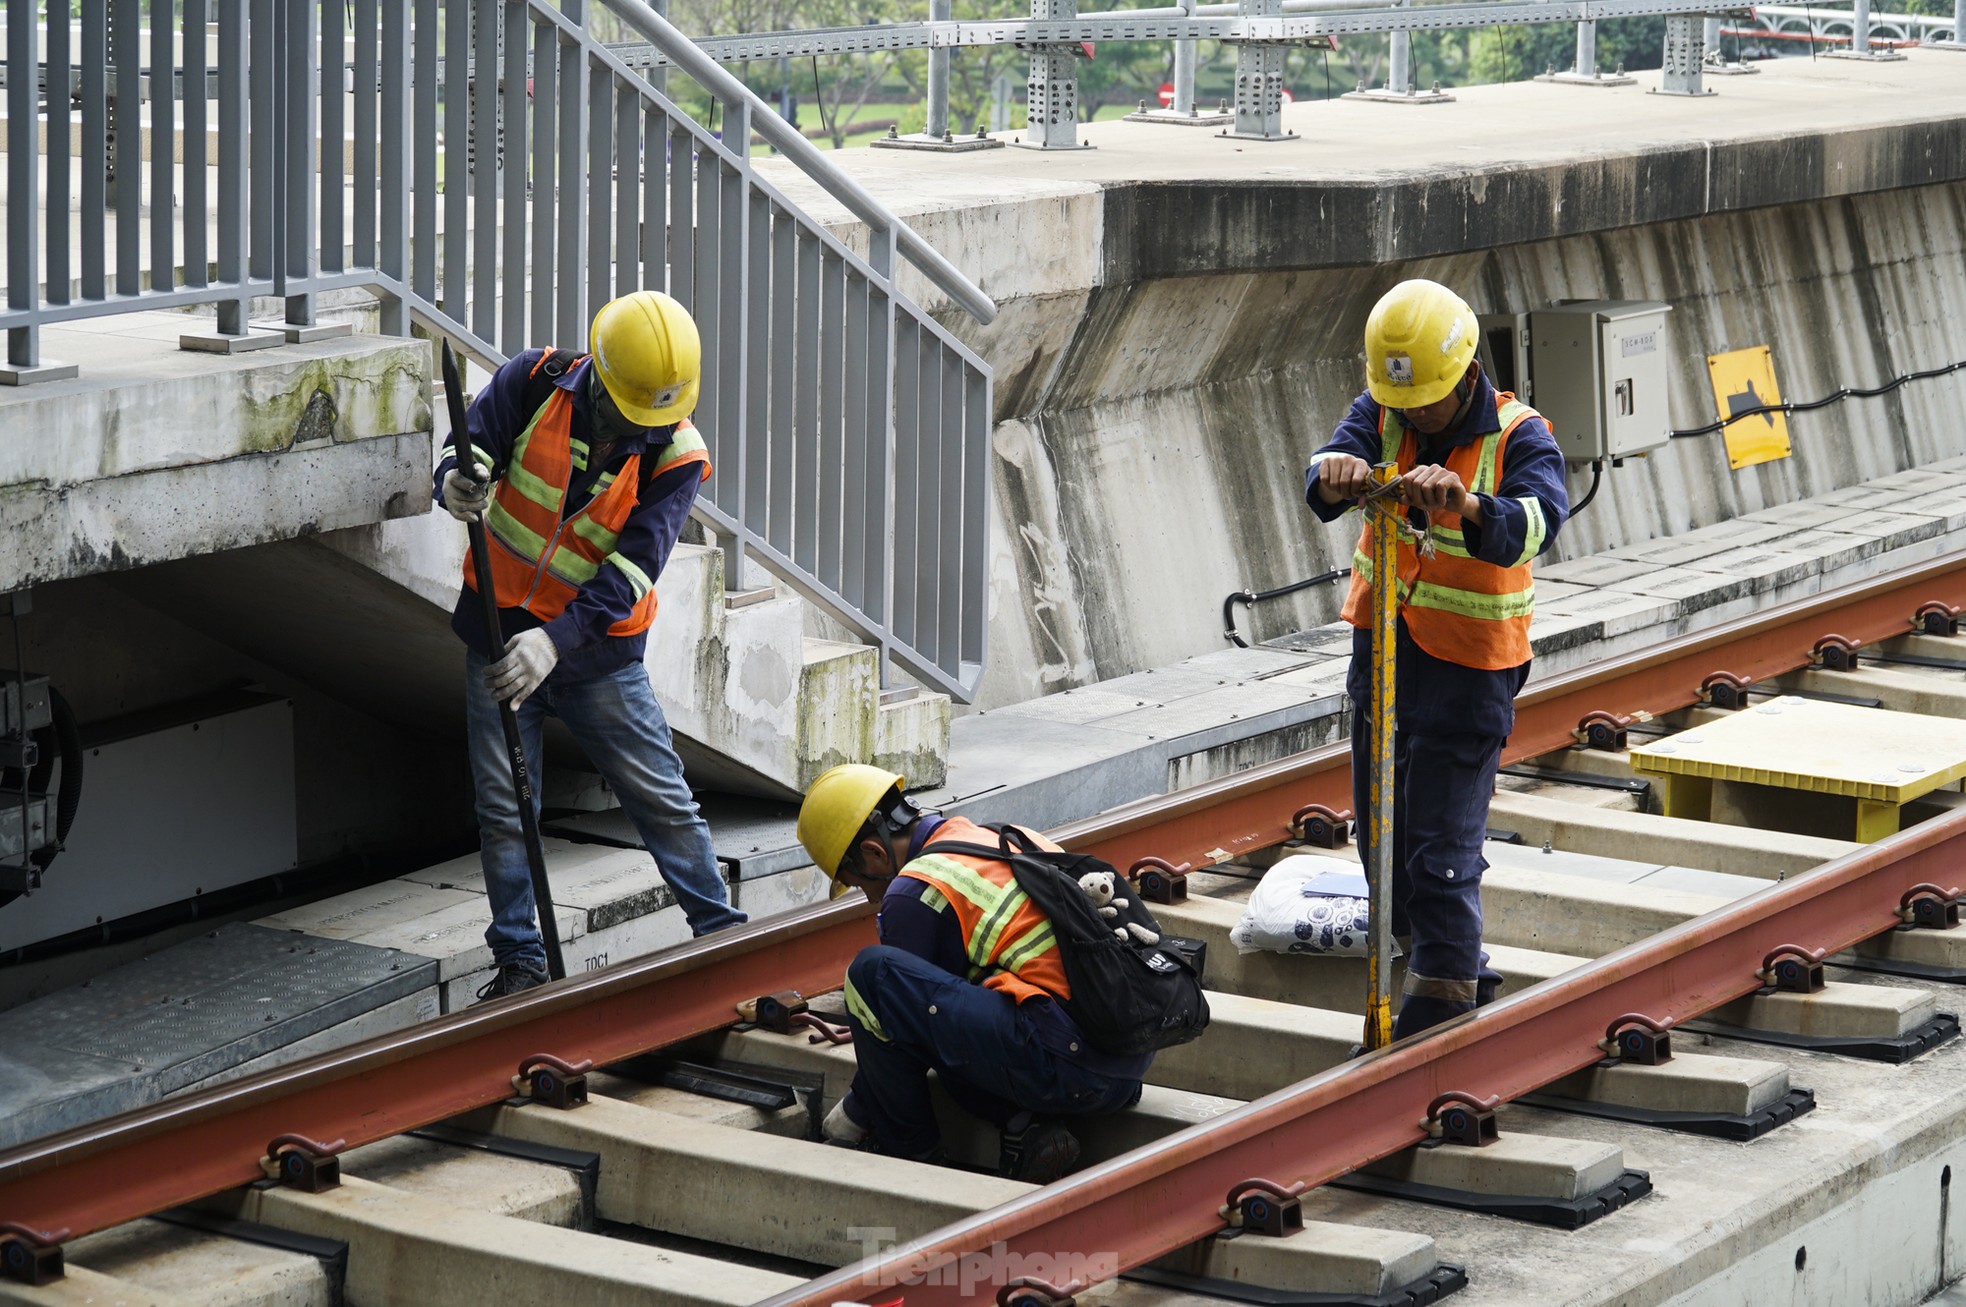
[795,764,1151,1183]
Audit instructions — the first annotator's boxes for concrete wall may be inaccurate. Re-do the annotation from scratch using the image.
[956,180,1966,704]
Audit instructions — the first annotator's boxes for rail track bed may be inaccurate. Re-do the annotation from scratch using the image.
[12,555,1966,1307]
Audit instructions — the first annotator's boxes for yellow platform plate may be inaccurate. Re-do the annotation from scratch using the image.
[1627,696,1966,803]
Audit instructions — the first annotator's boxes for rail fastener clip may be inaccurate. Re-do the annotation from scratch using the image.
[1221,1178,1307,1237]
[998,1275,1083,1307]
[0,1223,67,1286]
[1290,802,1352,849]
[1426,1091,1501,1147]
[1813,633,1863,671]
[1575,711,1634,751]
[1701,670,1754,710]
[515,1054,593,1110]
[1899,883,1962,931]
[1916,601,1961,637]
[1602,1012,1674,1065]
[1761,944,1828,994]
[1129,857,1190,904]
[261,1134,345,1193]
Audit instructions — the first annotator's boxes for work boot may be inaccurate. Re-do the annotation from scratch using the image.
[998,1113,1081,1184]
[474,961,550,1003]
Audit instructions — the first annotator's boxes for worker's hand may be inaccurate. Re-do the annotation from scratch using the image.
[486,629,559,708]
[1314,454,1374,505]
[442,466,492,523]
[1400,464,1480,521]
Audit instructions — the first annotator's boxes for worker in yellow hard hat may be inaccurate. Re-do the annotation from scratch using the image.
[796,764,1150,1183]
[1304,278,1570,1038]
[437,290,744,1002]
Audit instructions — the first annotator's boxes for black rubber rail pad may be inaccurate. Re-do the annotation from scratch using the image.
[1833,945,1966,986]
[1123,1260,1467,1306]
[153,1207,349,1288]
[1329,1167,1652,1230]
[1685,1011,1959,1064]
[1519,1086,1816,1142]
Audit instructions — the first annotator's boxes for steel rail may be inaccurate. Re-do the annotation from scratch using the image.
[3,546,1963,1254]
[1057,544,1966,872]
[769,801,1966,1307]
[0,902,877,1242]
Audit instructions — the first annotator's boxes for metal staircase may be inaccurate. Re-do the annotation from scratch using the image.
[1,0,997,702]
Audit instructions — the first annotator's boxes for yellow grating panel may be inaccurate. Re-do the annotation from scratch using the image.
[1626,696,1966,804]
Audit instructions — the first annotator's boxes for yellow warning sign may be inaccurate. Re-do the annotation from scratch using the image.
[1707,345,1793,471]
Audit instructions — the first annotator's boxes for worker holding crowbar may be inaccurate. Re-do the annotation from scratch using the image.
[1303,280,1569,1043]
[436,292,747,1003]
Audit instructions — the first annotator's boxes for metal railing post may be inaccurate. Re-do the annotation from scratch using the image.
[1827,0,1907,57]
[1225,0,1293,140]
[1932,0,1966,48]
[1343,0,1451,101]
[1535,12,1634,82]
[379,0,410,334]
[283,0,319,327]
[1698,12,1758,71]
[3,0,68,382]
[926,0,951,137]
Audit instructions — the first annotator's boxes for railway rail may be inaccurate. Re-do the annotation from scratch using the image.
[9,549,1966,1305]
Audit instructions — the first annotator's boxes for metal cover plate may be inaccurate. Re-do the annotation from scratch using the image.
[0,922,436,1147]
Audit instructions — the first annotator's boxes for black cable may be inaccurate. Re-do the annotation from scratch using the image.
[1495,24,1510,82]
[1569,458,1604,515]
[1321,45,1332,100]
[1223,568,1351,648]
[1669,358,1966,438]
[810,55,834,146]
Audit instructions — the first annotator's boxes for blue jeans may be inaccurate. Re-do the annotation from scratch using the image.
[841,945,1144,1159]
[1349,713,1506,1039]
[465,650,746,970]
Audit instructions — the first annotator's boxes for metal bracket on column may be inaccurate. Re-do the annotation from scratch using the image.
[1653,15,1715,95]
[1341,76,1454,104]
[1534,18,1637,85]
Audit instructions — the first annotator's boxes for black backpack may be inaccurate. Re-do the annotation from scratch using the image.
[930,824,1210,1057]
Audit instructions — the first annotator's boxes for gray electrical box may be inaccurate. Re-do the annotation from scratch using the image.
[1528,300,1673,463]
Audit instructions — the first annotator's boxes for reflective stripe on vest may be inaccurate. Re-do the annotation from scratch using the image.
[897,816,1072,1006]
[1337,394,1543,671]
[464,352,711,638]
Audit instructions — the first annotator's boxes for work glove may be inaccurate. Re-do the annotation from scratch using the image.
[442,466,492,523]
[822,1095,870,1146]
[486,629,558,708]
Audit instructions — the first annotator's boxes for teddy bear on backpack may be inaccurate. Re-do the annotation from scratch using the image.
[1077,870,1160,946]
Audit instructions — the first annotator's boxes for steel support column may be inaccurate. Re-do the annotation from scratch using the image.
[1929,0,1965,48]
[1656,14,1712,95]
[1826,0,1907,58]
[1018,0,1092,149]
[1224,0,1295,139]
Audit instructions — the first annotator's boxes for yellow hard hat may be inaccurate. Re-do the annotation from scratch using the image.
[797,764,907,892]
[1363,279,1479,410]
[589,290,701,426]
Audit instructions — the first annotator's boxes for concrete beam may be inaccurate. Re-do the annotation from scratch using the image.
[63,1215,334,1307]
[340,1133,588,1227]
[1487,791,1858,880]
[210,1175,800,1307]
[1709,984,1936,1041]
[1362,1132,1624,1202]
[0,1266,199,1307]
[1783,665,1966,718]
[476,1093,1445,1298]
[1544,1052,1793,1118]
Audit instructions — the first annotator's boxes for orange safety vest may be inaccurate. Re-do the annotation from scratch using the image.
[897,816,1072,1006]
[1336,394,1549,671]
[463,353,711,638]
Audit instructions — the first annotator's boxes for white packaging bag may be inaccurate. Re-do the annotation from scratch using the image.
[1230,854,1393,957]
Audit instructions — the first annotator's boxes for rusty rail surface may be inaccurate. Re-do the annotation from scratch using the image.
[4,547,1966,1278]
